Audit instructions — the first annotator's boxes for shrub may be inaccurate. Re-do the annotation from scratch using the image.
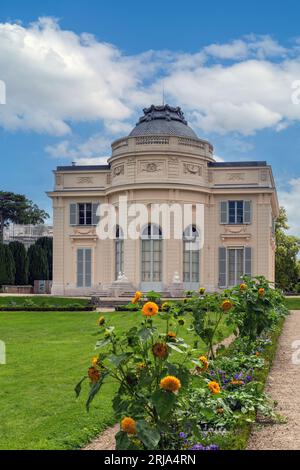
[28,244,49,284]
[8,241,29,285]
[0,243,16,285]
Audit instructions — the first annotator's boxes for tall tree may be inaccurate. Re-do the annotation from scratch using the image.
[28,244,49,285]
[35,237,53,280]
[0,243,16,286]
[9,241,29,285]
[0,192,49,243]
[275,207,300,291]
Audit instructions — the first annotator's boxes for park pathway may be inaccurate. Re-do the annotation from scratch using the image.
[247,310,300,450]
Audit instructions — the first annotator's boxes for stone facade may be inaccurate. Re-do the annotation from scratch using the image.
[47,105,278,296]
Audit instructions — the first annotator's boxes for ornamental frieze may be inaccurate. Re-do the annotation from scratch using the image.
[113,164,125,178]
[77,176,93,184]
[183,162,203,176]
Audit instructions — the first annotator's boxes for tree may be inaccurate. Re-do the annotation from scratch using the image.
[35,237,53,280]
[0,244,16,286]
[28,244,49,285]
[9,241,29,285]
[275,207,300,291]
[0,191,49,243]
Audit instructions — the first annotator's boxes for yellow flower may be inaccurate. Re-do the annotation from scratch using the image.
[198,355,209,371]
[88,367,100,384]
[152,342,168,359]
[137,362,146,370]
[161,302,170,311]
[141,301,159,317]
[216,407,224,414]
[98,316,105,326]
[221,299,233,312]
[258,288,265,297]
[255,351,260,357]
[132,291,142,304]
[166,331,176,341]
[231,380,244,385]
[160,375,181,392]
[121,417,137,435]
[240,283,247,291]
[92,356,99,367]
[199,287,206,295]
[208,381,221,394]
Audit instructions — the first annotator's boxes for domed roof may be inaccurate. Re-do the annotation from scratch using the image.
[129,104,198,139]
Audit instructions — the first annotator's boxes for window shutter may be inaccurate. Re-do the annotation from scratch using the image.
[92,203,100,226]
[220,201,228,224]
[244,201,252,224]
[77,249,84,287]
[70,203,77,226]
[244,247,252,277]
[219,247,227,288]
[85,249,92,287]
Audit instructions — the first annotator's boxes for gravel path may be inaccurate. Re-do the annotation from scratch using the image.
[82,333,237,451]
[247,310,300,450]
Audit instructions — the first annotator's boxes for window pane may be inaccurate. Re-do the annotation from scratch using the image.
[228,201,236,224]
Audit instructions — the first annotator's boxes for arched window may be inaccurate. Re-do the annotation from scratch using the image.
[183,225,200,289]
[115,225,124,279]
[141,224,163,290]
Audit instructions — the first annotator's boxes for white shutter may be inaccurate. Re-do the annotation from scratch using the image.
[70,203,77,226]
[220,201,228,224]
[244,201,252,224]
[219,247,227,288]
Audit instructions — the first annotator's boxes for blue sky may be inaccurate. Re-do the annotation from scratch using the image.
[1,0,300,233]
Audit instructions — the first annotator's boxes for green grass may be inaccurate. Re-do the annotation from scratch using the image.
[284,297,300,310]
[0,296,90,307]
[0,310,233,450]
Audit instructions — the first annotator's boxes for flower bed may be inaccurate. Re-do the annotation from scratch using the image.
[76,277,288,450]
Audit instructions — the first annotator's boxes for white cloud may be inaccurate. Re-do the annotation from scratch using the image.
[1,19,300,139]
[278,179,300,237]
[45,133,110,159]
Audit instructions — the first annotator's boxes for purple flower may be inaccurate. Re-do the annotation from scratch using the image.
[190,444,205,450]
[207,444,220,451]
[246,374,252,382]
[179,432,186,439]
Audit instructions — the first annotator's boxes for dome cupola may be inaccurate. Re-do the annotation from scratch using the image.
[129,104,198,139]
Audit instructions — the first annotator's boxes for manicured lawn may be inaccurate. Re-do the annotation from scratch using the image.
[0,310,233,450]
[0,296,90,307]
[284,297,300,310]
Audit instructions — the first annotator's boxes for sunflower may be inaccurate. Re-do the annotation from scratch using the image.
[121,417,137,435]
[160,375,181,392]
[132,291,142,304]
[98,316,105,326]
[152,342,168,359]
[199,287,206,295]
[258,287,265,296]
[91,356,99,367]
[198,355,209,371]
[166,331,177,341]
[208,381,221,394]
[240,283,247,291]
[88,367,100,383]
[141,301,159,317]
[221,299,233,312]
[161,302,171,312]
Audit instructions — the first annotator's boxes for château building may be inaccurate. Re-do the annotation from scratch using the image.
[48,104,278,296]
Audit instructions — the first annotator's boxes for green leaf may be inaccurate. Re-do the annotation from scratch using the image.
[86,372,108,411]
[136,420,160,450]
[166,342,184,353]
[95,338,111,349]
[115,431,131,450]
[108,352,132,368]
[137,327,155,342]
[74,376,87,398]
[151,389,176,419]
